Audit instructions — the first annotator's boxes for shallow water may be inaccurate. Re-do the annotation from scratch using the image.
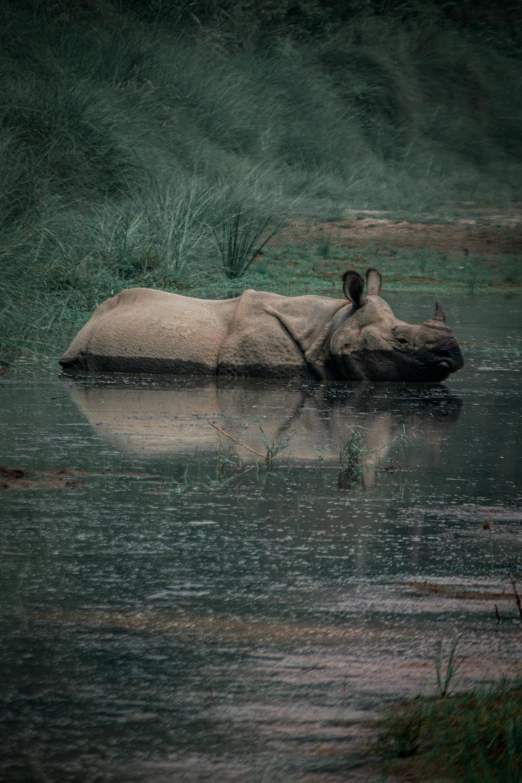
[1,294,522,783]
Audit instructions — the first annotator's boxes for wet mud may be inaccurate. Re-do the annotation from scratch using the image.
[0,465,152,491]
[283,208,522,257]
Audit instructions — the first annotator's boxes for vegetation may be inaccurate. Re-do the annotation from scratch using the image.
[379,678,522,782]
[435,636,463,698]
[338,428,367,483]
[379,631,522,781]
[1,0,522,369]
[213,209,282,279]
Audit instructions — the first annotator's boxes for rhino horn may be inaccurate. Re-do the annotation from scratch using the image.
[434,300,447,324]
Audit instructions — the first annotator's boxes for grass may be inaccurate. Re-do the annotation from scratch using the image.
[338,429,367,482]
[379,678,522,783]
[259,426,293,469]
[435,636,463,698]
[209,420,291,471]
[213,209,282,279]
[0,1,521,370]
[379,630,522,781]
[337,428,370,489]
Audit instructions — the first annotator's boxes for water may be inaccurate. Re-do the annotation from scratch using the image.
[1,294,522,782]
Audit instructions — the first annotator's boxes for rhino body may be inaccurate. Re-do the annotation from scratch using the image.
[60,269,464,382]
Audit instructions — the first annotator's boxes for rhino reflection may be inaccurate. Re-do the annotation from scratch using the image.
[63,379,462,487]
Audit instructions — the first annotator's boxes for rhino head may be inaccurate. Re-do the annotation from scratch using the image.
[325,268,464,382]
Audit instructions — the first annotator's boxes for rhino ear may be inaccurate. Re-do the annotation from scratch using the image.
[366,268,382,296]
[342,271,365,308]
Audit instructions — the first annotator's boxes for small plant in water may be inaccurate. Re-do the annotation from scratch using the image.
[337,428,368,489]
[339,429,367,476]
[215,452,242,481]
[214,208,282,279]
[259,426,292,469]
[208,420,290,470]
[435,635,463,697]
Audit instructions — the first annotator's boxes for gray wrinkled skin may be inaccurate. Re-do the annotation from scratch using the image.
[60,268,464,382]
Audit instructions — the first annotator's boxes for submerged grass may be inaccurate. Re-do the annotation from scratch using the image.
[1,1,522,369]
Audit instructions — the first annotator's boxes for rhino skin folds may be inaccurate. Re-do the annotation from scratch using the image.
[60,268,464,382]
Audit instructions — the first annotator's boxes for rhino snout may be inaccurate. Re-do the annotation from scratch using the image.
[433,344,464,373]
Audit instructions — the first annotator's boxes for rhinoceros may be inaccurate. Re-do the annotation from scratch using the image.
[59,268,464,382]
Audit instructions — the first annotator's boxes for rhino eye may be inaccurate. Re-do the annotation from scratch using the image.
[397,337,408,345]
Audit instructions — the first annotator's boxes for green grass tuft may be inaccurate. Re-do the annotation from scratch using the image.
[214,209,282,279]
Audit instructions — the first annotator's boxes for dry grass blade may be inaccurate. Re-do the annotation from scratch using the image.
[509,573,522,623]
[208,420,266,459]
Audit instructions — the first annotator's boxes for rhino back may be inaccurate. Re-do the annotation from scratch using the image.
[61,288,237,374]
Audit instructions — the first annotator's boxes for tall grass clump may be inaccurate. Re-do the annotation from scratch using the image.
[214,209,281,278]
[0,0,521,367]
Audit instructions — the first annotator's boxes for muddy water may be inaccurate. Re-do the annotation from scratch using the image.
[1,294,522,783]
